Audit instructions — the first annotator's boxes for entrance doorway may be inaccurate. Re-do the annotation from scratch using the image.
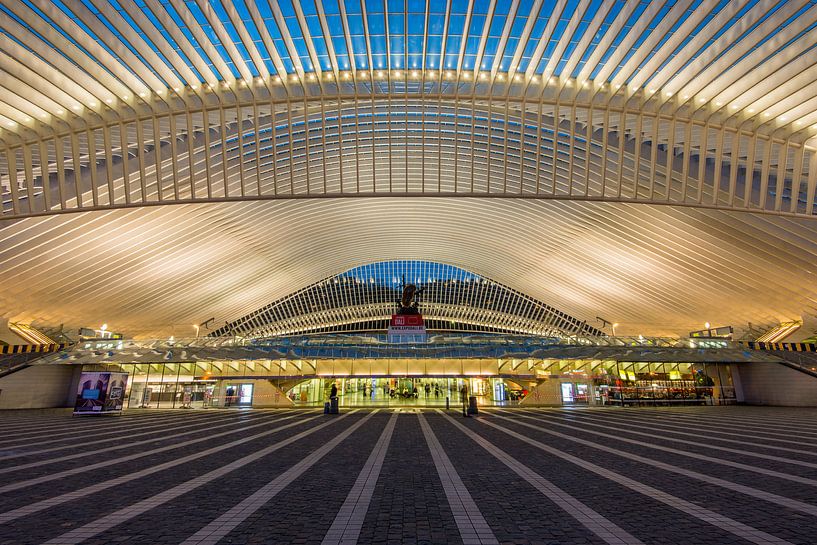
[561,383,574,403]
[225,383,254,407]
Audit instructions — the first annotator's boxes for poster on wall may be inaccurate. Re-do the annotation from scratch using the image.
[73,372,129,415]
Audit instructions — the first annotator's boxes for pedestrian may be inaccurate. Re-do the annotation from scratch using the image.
[460,382,469,415]
[330,382,338,400]
[424,383,431,398]
[434,385,440,398]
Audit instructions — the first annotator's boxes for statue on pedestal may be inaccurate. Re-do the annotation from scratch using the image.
[397,282,424,316]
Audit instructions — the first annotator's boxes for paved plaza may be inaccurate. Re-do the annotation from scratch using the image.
[1,406,816,545]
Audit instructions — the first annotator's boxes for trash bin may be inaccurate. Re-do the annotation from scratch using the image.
[330,397,339,414]
[467,396,478,415]
[324,402,331,414]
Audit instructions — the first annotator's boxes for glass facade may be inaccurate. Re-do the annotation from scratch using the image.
[83,359,735,409]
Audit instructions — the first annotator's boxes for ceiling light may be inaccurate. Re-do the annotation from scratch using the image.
[582,80,589,87]
[682,94,689,99]
[105,98,113,104]
[6,121,14,127]
[71,105,80,110]
[479,72,488,80]
[715,101,722,106]
[764,112,770,117]
[779,116,786,121]
[730,104,738,109]
[39,113,47,118]
[394,71,402,77]
[56,109,64,114]
[122,95,129,100]
[173,87,180,92]
[24,117,31,122]
[649,88,656,93]
[748,108,755,113]
[665,92,672,97]
[139,92,146,97]
[698,97,706,103]
[514,73,522,81]
[615,84,621,89]
[411,70,419,78]
[89,101,97,107]
[496,73,505,81]
[156,89,164,94]
[240,79,247,86]
[813,124,817,129]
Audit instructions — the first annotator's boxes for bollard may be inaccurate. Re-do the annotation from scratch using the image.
[468,395,478,416]
[445,396,450,410]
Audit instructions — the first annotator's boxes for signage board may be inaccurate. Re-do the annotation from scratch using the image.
[388,314,427,343]
[73,371,129,415]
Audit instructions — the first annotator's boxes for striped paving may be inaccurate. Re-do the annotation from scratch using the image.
[1,407,817,544]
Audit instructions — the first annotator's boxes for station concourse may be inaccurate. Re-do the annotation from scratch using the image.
[3,1,817,543]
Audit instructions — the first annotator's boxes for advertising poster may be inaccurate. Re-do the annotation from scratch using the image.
[74,372,129,414]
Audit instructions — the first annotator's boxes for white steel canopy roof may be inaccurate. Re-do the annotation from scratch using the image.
[1,0,817,338]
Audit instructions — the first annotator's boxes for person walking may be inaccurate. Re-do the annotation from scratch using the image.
[460,382,469,416]
[424,383,431,398]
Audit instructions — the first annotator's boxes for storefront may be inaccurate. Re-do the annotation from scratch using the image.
[79,358,735,409]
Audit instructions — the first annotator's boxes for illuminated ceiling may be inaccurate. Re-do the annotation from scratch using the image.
[1,0,817,338]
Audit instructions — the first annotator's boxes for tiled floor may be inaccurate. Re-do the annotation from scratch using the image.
[1,406,816,544]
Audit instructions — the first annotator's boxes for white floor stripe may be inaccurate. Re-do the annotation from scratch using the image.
[0,411,296,492]
[0,410,190,434]
[524,408,817,448]
[554,409,817,458]
[515,409,817,476]
[596,410,817,441]
[0,411,221,450]
[485,412,817,517]
[418,413,499,545]
[0,409,214,437]
[438,411,644,545]
[0,411,284,474]
[478,415,794,545]
[42,412,361,545]
[179,411,377,545]
[322,412,397,545]
[634,410,817,432]
[0,413,318,524]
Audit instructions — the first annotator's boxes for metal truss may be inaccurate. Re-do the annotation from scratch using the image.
[210,260,606,337]
[1,1,817,219]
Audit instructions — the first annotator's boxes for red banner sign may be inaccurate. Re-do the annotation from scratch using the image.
[390,314,424,327]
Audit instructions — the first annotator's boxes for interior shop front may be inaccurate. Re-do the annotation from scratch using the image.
[82,358,736,409]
